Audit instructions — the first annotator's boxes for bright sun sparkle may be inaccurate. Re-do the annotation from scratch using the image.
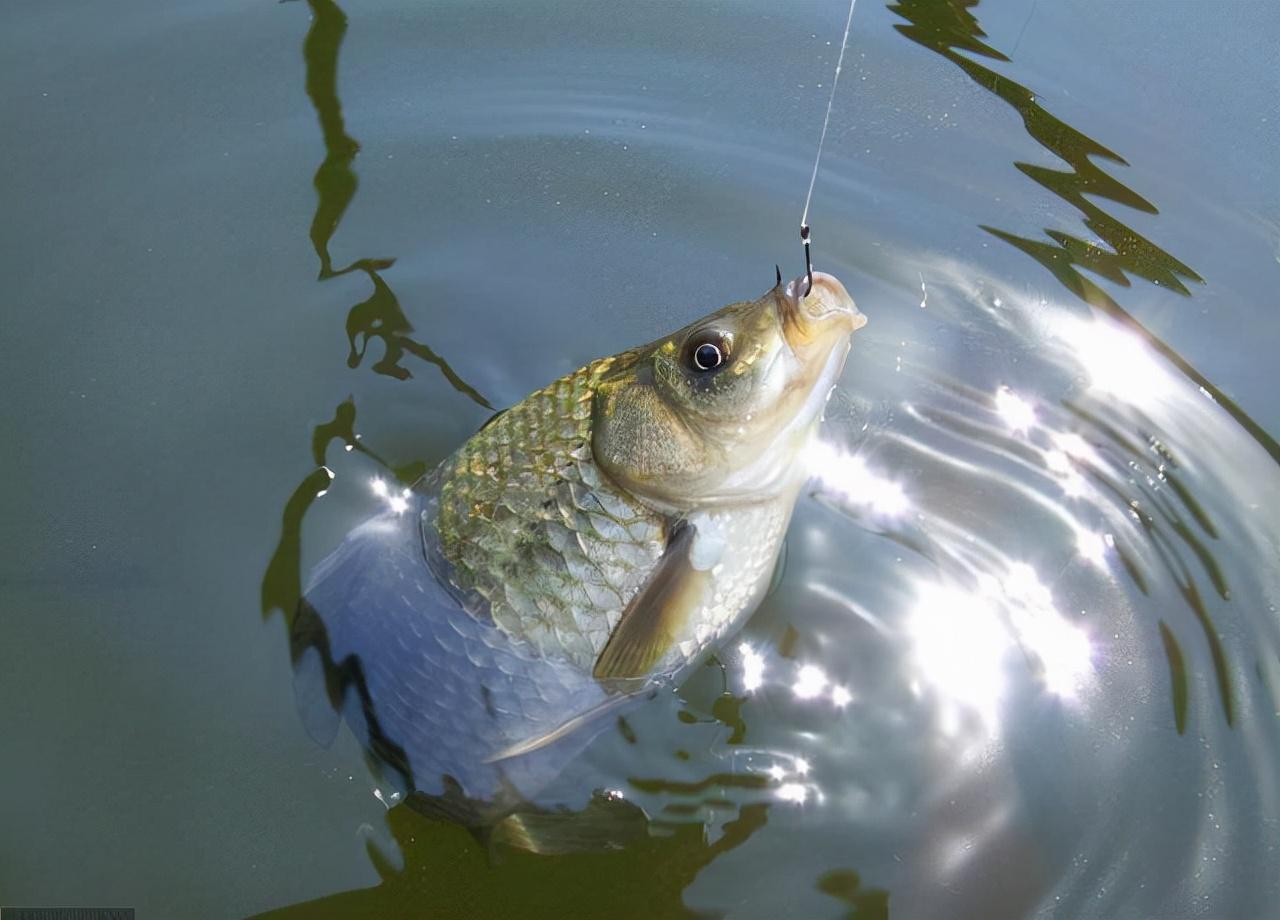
[909,583,1009,726]
[1002,566,1094,699]
[1012,605,1093,699]
[1055,315,1167,405]
[1004,562,1053,610]
[807,440,910,517]
[1044,450,1072,476]
[995,386,1036,433]
[776,783,808,804]
[1074,527,1109,568]
[1044,432,1098,498]
[908,562,1096,731]
[739,643,766,692]
[370,477,409,515]
[1052,432,1097,464]
[793,664,829,699]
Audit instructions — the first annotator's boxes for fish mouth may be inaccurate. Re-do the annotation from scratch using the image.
[778,270,866,348]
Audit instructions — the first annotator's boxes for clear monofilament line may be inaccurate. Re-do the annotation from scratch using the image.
[800,0,859,265]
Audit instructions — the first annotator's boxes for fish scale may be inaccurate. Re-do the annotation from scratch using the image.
[293,504,623,803]
[434,352,667,672]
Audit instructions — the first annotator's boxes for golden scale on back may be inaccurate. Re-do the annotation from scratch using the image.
[433,349,665,675]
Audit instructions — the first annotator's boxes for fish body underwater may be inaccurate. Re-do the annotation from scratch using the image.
[294,271,865,820]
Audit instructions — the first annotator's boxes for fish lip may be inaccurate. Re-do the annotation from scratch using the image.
[779,271,865,343]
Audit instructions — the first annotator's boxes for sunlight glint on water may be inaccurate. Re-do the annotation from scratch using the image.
[4,0,1274,915]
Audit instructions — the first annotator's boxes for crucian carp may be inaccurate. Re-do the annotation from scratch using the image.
[295,271,865,805]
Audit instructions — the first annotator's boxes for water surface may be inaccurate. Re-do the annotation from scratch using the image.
[2,0,1278,917]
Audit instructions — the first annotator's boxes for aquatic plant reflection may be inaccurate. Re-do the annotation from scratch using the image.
[302,0,492,404]
[890,0,1280,467]
[261,397,417,631]
[262,0,493,637]
[251,794,771,919]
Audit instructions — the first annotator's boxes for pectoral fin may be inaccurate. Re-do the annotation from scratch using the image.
[592,519,708,681]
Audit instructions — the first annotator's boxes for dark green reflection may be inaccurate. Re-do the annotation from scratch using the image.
[889,0,1280,465]
[302,0,492,406]
[302,0,357,280]
[260,398,423,629]
[262,0,489,625]
[252,798,769,920]
[1159,620,1190,734]
[1061,400,1234,725]
[817,869,891,920]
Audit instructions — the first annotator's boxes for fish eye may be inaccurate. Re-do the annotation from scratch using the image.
[685,332,730,373]
[694,343,723,371]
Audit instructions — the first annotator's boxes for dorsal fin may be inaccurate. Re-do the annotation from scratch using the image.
[592,519,708,681]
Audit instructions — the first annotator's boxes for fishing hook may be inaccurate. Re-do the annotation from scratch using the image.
[801,224,813,297]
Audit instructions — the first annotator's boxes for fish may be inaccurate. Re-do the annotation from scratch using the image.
[293,270,865,821]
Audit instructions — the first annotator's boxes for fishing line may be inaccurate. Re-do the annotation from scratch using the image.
[799,0,859,296]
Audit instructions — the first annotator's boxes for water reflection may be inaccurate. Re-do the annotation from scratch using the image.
[794,249,1278,906]
[252,793,770,919]
[808,440,910,519]
[261,397,419,632]
[302,0,492,403]
[745,534,1094,737]
[260,0,806,911]
[817,869,891,920]
[781,16,1279,891]
[891,0,1202,294]
[253,0,1280,916]
[261,0,489,640]
[847,231,1243,732]
[890,0,1280,465]
[862,351,1235,730]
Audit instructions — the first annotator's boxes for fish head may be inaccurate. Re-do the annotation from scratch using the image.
[592,270,866,509]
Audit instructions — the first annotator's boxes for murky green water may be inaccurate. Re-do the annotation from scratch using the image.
[3,0,1279,917]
